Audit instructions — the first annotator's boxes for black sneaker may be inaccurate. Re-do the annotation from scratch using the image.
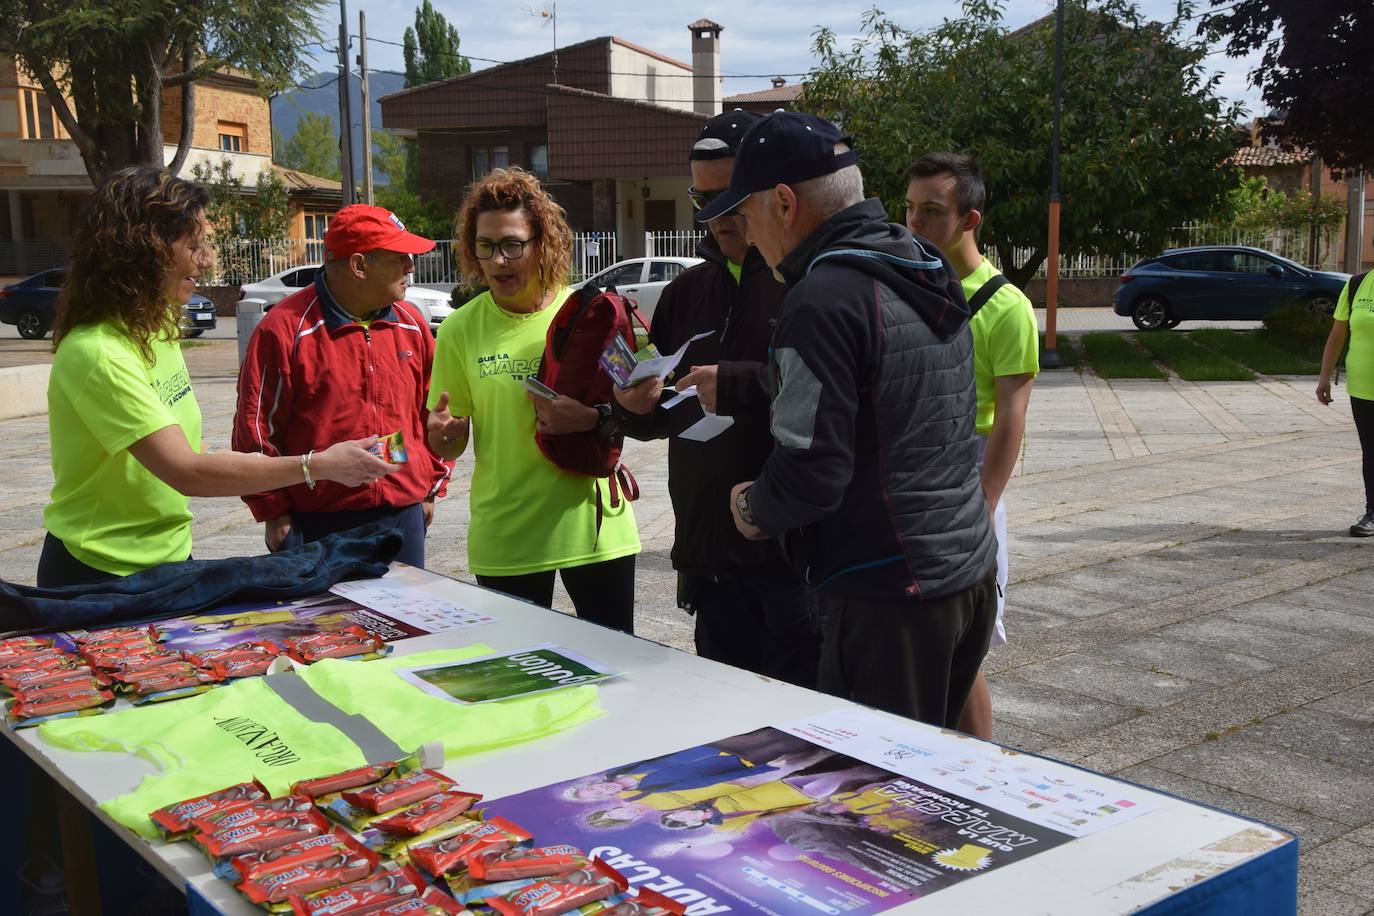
[1351,513,1374,537]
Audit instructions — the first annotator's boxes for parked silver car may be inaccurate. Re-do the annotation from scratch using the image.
[573,257,703,320]
[239,265,451,332]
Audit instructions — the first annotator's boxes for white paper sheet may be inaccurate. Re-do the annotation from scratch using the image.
[678,410,734,441]
[626,330,715,385]
[661,386,698,410]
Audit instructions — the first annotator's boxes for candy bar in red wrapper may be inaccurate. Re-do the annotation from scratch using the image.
[227,828,363,883]
[121,667,223,697]
[151,780,270,838]
[287,863,426,915]
[488,860,628,916]
[468,845,586,881]
[285,631,387,664]
[240,844,378,905]
[84,645,181,672]
[11,676,108,704]
[190,794,314,836]
[70,626,157,648]
[7,684,112,725]
[184,641,280,667]
[201,809,330,857]
[286,626,372,650]
[599,889,687,916]
[371,790,481,835]
[0,636,53,653]
[0,651,73,672]
[371,887,466,916]
[407,816,530,878]
[341,769,452,814]
[292,764,396,800]
[1,662,97,692]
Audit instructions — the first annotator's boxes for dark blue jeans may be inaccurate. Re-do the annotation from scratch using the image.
[281,502,428,568]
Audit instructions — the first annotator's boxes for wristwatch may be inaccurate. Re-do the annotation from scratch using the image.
[593,403,619,438]
[735,486,756,526]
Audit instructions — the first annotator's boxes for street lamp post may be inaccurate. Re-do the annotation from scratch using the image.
[1042,0,1065,369]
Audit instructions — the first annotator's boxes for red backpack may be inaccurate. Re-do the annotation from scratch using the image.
[533,286,650,524]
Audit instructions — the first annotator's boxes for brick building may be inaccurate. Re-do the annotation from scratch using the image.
[1232,141,1374,271]
[382,21,746,257]
[0,57,341,276]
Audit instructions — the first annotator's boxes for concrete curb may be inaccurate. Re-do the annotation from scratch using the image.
[0,364,49,419]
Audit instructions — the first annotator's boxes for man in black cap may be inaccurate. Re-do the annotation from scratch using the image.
[701,112,998,729]
[613,110,819,688]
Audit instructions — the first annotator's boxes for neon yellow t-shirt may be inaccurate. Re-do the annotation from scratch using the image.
[964,259,1040,436]
[1336,273,1374,401]
[44,322,202,575]
[429,289,640,575]
[726,260,743,284]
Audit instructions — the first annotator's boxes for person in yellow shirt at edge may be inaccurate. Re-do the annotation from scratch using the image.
[39,166,393,590]
[905,153,1039,739]
[1317,269,1374,537]
[426,168,640,632]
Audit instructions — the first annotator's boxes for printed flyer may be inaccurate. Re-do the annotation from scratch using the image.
[51,592,442,655]
[397,644,618,704]
[478,725,1073,914]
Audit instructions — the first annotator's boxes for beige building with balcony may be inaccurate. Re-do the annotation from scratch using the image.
[0,57,340,277]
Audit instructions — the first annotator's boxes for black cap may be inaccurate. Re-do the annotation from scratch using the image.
[690,109,763,161]
[694,111,858,222]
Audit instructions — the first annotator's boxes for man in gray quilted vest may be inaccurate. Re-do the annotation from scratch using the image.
[700,112,998,729]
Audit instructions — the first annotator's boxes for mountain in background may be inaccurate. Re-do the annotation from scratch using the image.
[271,70,408,186]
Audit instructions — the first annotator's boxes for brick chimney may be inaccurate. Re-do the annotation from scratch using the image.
[689,19,723,116]
[771,76,786,89]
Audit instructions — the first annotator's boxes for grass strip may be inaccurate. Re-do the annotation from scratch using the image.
[1080,333,1166,379]
[1189,329,1321,376]
[1040,333,1081,369]
[1134,332,1254,381]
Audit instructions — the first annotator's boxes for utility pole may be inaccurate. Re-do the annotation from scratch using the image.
[358,10,374,205]
[1345,170,1366,274]
[1041,0,1065,370]
[336,0,356,205]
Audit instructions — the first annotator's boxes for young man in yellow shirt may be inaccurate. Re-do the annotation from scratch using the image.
[905,153,1039,739]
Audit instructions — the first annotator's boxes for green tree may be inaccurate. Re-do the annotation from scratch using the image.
[0,0,326,182]
[276,112,342,181]
[1201,0,1373,174]
[804,0,1245,288]
[402,0,471,86]
[192,158,290,240]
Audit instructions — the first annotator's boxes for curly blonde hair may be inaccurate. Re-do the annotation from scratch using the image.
[452,167,572,292]
[53,166,209,363]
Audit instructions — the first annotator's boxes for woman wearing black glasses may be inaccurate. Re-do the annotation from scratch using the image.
[426,168,640,631]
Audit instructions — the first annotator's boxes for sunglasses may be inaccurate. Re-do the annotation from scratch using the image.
[687,186,728,211]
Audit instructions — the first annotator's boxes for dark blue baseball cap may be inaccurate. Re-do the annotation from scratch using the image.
[694,111,858,222]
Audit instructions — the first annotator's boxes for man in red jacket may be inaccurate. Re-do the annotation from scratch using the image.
[233,205,451,567]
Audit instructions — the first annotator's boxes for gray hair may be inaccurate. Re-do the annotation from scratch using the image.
[794,146,865,219]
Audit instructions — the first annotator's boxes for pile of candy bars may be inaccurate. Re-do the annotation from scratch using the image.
[152,757,687,915]
[2,625,389,728]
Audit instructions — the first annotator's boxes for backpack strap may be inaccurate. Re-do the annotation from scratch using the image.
[1346,271,1371,312]
[968,274,1010,316]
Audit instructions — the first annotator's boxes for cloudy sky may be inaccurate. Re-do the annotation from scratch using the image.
[306,0,1265,115]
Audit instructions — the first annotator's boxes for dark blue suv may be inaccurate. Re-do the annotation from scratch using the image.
[1,268,217,339]
[1113,246,1350,331]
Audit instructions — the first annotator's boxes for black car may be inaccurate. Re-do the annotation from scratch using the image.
[1113,246,1350,331]
[1,268,216,339]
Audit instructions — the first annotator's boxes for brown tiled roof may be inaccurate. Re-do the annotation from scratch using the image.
[546,84,706,180]
[1231,145,1309,167]
[273,166,342,192]
[380,36,614,104]
[724,83,803,103]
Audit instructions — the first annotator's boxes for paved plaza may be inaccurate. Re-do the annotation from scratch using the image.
[2,320,1373,914]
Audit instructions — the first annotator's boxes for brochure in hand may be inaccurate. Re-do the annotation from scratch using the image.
[600,331,714,388]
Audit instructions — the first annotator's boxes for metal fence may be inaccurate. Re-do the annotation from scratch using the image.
[992,223,1326,278]
[0,240,68,276]
[195,221,1327,288]
[204,233,621,287]
[644,230,706,259]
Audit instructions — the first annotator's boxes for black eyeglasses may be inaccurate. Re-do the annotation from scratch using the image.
[474,235,540,260]
[688,186,728,211]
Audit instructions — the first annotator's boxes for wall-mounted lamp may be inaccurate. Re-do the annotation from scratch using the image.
[641,182,651,200]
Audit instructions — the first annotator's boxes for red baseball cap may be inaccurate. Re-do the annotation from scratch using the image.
[323,205,436,259]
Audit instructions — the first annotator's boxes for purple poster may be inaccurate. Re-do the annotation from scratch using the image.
[479,727,1071,915]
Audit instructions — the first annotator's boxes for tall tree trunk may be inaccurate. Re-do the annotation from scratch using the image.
[166,44,197,176]
[135,41,166,167]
